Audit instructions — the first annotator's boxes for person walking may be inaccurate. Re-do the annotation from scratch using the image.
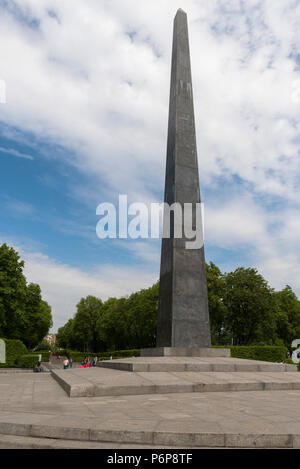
[69,357,73,368]
[63,357,69,370]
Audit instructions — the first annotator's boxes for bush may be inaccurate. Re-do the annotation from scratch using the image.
[297,362,300,372]
[101,349,140,359]
[0,338,27,367]
[61,349,141,362]
[213,345,287,362]
[33,351,50,362]
[34,340,51,351]
[17,354,39,368]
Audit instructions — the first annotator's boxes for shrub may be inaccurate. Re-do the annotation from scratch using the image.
[33,351,50,362]
[100,349,140,359]
[17,354,39,368]
[213,345,287,362]
[34,340,51,351]
[61,349,141,362]
[297,362,300,372]
[0,338,27,367]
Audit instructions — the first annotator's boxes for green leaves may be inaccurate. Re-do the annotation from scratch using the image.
[0,243,53,349]
[56,283,159,353]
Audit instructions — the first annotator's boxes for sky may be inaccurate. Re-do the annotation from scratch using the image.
[0,0,299,332]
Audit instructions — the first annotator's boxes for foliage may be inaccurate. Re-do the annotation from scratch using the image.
[223,267,277,345]
[0,243,53,349]
[0,338,27,367]
[72,296,103,352]
[206,262,230,345]
[213,345,287,362]
[0,243,27,339]
[61,348,141,362]
[17,354,39,368]
[57,283,159,353]
[56,262,300,352]
[22,284,53,349]
[34,339,51,351]
[33,351,51,362]
[230,345,287,362]
[273,286,300,348]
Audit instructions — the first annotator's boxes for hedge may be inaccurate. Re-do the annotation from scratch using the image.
[16,354,39,368]
[213,345,287,362]
[59,349,140,362]
[0,338,27,368]
[57,346,289,364]
[33,351,50,362]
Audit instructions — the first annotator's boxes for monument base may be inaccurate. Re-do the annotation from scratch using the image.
[140,347,230,357]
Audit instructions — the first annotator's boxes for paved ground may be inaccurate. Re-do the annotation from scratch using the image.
[1,372,300,447]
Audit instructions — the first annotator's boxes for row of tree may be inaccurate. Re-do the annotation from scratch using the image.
[0,243,53,349]
[57,262,300,352]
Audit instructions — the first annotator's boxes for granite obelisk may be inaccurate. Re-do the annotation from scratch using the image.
[156,9,211,348]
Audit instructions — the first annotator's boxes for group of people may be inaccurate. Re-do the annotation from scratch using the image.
[80,357,98,368]
[61,356,99,369]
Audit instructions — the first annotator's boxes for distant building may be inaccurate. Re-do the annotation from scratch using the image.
[45,334,56,346]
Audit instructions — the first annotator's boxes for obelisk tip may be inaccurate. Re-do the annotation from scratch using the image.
[176,8,186,15]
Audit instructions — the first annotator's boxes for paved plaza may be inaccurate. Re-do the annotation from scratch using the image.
[1,367,300,448]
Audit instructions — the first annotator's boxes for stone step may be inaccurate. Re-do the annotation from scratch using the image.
[0,421,299,448]
[98,357,296,373]
[0,433,190,449]
[51,367,300,398]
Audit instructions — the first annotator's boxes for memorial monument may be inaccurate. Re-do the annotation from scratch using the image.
[156,8,211,349]
[142,9,213,356]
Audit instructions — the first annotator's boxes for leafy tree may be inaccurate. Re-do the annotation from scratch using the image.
[206,262,229,345]
[56,318,75,349]
[72,296,103,352]
[0,243,27,339]
[97,297,131,351]
[273,285,300,347]
[22,283,52,349]
[0,243,53,349]
[124,282,158,348]
[223,267,277,345]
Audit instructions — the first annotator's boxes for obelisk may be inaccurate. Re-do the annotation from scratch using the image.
[156,9,211,349]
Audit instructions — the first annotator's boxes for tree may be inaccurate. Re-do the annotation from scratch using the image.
[223,267,276,345]
[56,318,75,349]
[273,285,300,347]
[126,282,158,348]
[0,243,53,348]
[206,262,229,345]
[72,296,103,352]
[0,243,27,339]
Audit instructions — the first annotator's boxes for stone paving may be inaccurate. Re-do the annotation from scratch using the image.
[1,372,300,447]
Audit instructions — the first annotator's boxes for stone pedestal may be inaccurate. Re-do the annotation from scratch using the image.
[141,347,230,357]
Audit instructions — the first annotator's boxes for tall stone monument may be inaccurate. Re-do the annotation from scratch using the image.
[155,9,211,351]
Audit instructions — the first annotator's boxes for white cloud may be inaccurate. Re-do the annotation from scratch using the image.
[0,0,298,201]
[0,146,33,160]
[0,0,300,323]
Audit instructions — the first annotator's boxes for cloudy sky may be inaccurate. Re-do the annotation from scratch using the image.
[0,0,299,331]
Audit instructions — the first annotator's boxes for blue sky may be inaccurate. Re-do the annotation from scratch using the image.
[0,0,299,331]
